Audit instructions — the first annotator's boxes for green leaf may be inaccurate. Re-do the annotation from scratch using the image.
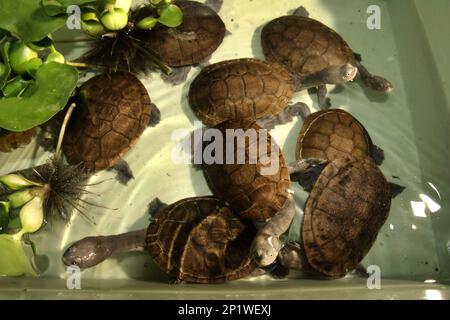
[0,62,78,132]
[41,0,98,17]
[0,234,37,277]
[0,0,67,43]
[136,17,159,30]
[0,41,11,90]
[157,4,183,28]
[41,0,66,17]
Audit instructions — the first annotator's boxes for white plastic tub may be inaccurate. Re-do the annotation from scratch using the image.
[0,0,449,299]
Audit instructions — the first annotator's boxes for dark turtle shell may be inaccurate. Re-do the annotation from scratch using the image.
[142,0,226,67]
[261,15,357,75]
[302,156,391,278]
[62,72,153,172]
[146,196,257,283]
[202,120,291,222]
[0,129,35,153]
[189,58,294,126]
[296,109,374,161]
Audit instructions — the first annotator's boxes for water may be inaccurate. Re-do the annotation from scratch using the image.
[0,0,449,288]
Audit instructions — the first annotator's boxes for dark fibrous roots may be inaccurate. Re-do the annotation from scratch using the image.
[18,158,95,223]
[80,7,171,75]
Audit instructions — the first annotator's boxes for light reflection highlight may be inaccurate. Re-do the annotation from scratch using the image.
[425,289,442,300]
[419,194,441,213]
[411,201,427,218]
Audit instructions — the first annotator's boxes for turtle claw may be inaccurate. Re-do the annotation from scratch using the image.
[170,278,187,285]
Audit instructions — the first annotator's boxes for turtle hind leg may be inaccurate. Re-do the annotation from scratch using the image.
[148,103,161,127]
[256,102,311,130]
[388,182,406,198]
[147,197,168,218]
[160,66,191,86]
[292,6,310,17]
[205,0,223,13]
[109,160,134,185]
[354,60,393,92]
[288,158,328,192]
[371,144,385,166]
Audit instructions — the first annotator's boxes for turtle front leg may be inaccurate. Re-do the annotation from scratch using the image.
[278,241,308,271]
[251,194,296,267]
[317,85,331,110]
[288,158,328,192]
[354,60,393,92]
[256,102,311,130]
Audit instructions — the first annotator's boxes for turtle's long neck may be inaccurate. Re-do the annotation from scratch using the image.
[62,229,148,269]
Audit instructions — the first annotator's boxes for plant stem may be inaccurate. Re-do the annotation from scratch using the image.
[55,103,77,162]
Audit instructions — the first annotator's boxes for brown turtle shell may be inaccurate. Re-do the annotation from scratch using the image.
[0,129,36,153]
[302,156,391,278]
[189,58,295,126]
[146,196,257,283]
[143,0,226,67]
[261,15,357,75]
[202,120,291,222]
[296,109,374,161]
[62,72,152,172]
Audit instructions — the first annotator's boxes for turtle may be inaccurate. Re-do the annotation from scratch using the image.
[261,7,393,109]
[201,119,296,267]
[62,196,258,284]
[280,156,392,278]
[295,108,385,165]
[189,58,315,127]
[0,128,36,153]
[139,0,226,85]
[62,72,160,184]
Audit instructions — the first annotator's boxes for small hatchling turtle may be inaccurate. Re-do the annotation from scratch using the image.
[281,156,392,278]
[189,58,308,127]
[261,7,393,108]
[0,128,36,153]
[62,72,160,183]
[62,196,258,284]
[296,109,384,165]
[202,119,295,267]
[140,0,226,85]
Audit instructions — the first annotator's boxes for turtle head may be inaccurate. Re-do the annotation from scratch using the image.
[252,233,282,267]
[62,236,111,269]
[362,75,393,92]
[322,64,358,85]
